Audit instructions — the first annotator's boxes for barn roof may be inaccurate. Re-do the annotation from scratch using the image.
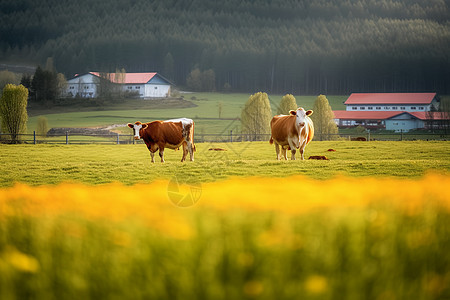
[344,93,437,105]
[408,111,449,120]
[333,110,449,121]
[89,72,157,84]
[333,111,402,120]
[70,72,173,85]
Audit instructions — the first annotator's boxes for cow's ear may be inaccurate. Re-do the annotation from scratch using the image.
[289,110,297,115]
[127,123,134,128]
[306,110,313,116]
[141,123,148,129]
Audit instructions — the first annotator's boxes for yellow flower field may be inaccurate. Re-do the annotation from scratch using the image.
[0,174,449,299]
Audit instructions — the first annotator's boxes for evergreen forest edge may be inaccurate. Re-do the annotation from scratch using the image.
[0,0,449,95]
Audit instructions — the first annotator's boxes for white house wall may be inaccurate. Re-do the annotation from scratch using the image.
[346,105,428,112]
[123,84,144,97]
[144,84,170,98]
[67,74,99,98]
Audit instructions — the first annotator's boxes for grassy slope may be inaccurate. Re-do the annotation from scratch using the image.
[27,93,348,135]
[0,140,448,187]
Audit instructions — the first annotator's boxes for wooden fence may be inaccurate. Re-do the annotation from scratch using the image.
[0,130,448,144]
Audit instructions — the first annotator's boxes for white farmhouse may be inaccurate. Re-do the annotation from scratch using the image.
[66,72,173,99]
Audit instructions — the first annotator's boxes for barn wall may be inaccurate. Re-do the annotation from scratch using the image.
[385,119,423,132]
[66,74,99,98]
[144,84,170,98]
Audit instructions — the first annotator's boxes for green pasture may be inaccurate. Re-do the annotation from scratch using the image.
[0,140,448,187]
[27,93,348,135]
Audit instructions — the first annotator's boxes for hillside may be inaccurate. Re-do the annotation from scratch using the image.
[1,0,449,94]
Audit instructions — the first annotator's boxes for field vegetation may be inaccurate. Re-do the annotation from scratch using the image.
[1,172,449,299]
[26,93,347,136]
[0,140,448,187]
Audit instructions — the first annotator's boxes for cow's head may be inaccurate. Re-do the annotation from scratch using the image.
[127,121,148,140]
[289,108,313,128]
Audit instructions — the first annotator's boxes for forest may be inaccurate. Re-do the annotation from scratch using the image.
[0,0,449,94]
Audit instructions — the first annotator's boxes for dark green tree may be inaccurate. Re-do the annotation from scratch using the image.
[20,74,32,91]
[163,52,175,81]
[30,66,58,103]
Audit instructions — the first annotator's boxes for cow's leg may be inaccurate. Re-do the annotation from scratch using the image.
[288,140,297,160]
[158,145,165,163]
[291,149,297,160]
[150,152,155,163]
[281,147,288,160]
[275,143,281,160]
[187,141,194,161]
[181,142,188,162]
[299,140,307,160]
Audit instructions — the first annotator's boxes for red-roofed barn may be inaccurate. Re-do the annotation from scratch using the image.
[66,72,173,99]
[334,93,448,132]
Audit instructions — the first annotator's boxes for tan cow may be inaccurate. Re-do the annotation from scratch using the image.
[269,108,314,160]
[128,118,195,163]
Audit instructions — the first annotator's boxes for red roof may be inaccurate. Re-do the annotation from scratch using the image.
[333,110,402,120]
[334,110,449,121]
[345,93,436,105]
[408,112,449,120]
[88,72,157,84]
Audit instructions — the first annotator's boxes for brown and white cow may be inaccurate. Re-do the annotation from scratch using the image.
[269,108,314,160]
[127,118,195,163]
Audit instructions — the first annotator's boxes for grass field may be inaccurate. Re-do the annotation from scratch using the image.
[27,93,348,135]
[1,127,449,298]
[0,140,448,187]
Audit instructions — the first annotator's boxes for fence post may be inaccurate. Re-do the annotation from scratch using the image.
[117,133,120,145]
[400,129,403,141]
[230,130,233,143]
[66,131,69,145]
[367,130,370,141]
[33,131,36,144]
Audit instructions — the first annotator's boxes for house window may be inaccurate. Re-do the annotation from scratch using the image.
[352,107,357,110]
[70,86,75,90]
[154,87,158,89]
[135,86,140,89]
[392,107,397,110]
[384,107,389,110]
[376,107,381,110]
[411,106,416,110]
[128,86,132,90]
[368,107,373,110]
[419,107,424,110]
[400,107,405,110]
[360,107,365,110]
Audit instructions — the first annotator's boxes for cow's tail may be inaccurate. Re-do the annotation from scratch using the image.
[269,136,274,144]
